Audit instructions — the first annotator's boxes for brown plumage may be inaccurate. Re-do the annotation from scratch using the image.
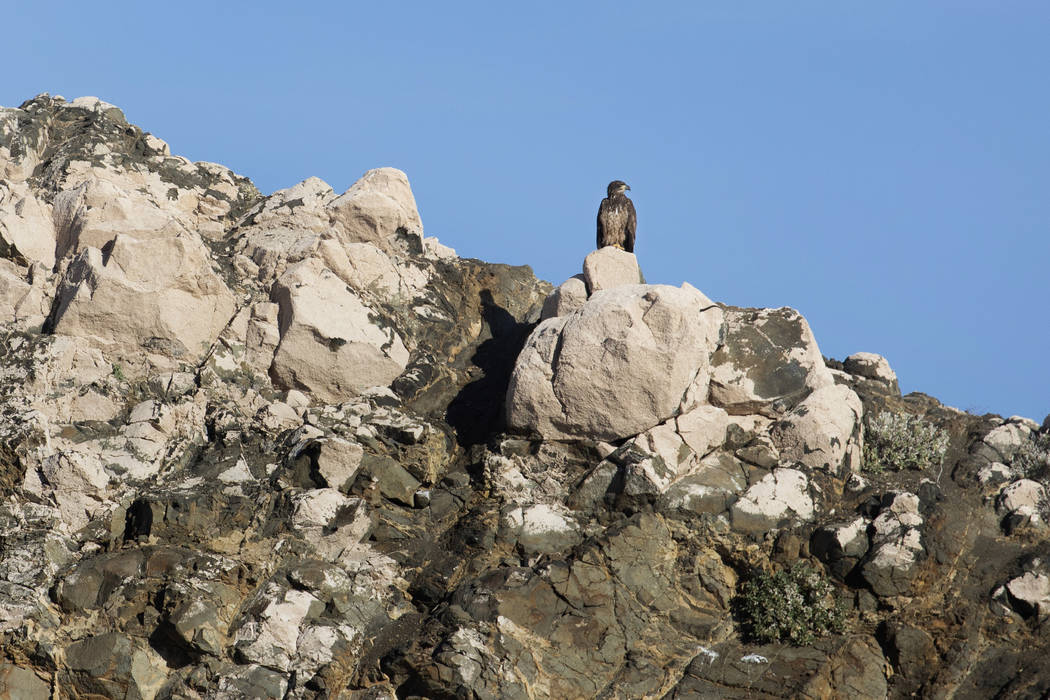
[596,180,636,252]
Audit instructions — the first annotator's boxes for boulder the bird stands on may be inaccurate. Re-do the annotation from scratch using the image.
[596,180,637,253]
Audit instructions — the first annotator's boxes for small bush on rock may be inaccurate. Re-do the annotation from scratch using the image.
[735,563,846,645]
[863,411,949,473]
[1012,432,1050,481]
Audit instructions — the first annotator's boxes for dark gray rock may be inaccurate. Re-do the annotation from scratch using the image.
[0,664,50,700]
[709,306,832,417]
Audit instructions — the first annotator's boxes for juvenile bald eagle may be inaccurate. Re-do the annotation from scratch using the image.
[596,180,636,252]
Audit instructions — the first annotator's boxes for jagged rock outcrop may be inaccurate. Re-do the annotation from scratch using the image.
[1,94,1049,699]
[48,234,237,366]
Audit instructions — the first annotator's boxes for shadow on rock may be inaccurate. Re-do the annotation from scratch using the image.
[446,290,534,446]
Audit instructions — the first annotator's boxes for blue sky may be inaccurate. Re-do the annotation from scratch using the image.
[6,2,1048,421]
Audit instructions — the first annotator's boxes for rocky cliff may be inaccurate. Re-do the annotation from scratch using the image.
[0,94,1047,699]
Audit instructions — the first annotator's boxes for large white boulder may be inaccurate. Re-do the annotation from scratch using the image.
[983,422,1032,462]
[233,585,324,672]
[49,234,237,366]
[327,168,423,255]
[0,259,50,329]
[771,384,863,473]
[506,283,723,441]
[269,258,409,403]
[997,479,1046,516]
[233,177,335,283]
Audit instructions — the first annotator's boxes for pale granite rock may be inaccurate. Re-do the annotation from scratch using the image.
[270,258,409,402]
[327,168,423,254]
[540,275,588,320]
[49,234,237,367]
[582,246,643,293]
[507,283,723,440]
[844,352,898,386]
[771,384,863,473]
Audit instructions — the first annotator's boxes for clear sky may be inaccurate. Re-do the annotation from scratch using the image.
[6,2,1048,421]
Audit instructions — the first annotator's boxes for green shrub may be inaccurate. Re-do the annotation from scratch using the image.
[1012,432,1050,481]
[735,563,846,645]
[863,411,949,473]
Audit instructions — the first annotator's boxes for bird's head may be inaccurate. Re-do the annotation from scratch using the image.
[606,180,630,197]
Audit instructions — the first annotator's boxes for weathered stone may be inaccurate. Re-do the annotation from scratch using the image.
[877,621,936,692]
[315,437,364,490]
[167,580,241,656]
[233,584,325,672]
[811,516,870,578]
[327,168,423,254]
[501,503,581,554]
[658,453,748,516]
[214,664,289,700]
[709,306,833,416]
[984,422,1032,462]
[622,454,676,497]
[506,284,723,440]
[0,663,50,700]
[635,420,693,476]
[1004,572,1050,620]
[540,274,587,320]
[582,246,644,293]
[844,352,898,385]
[270,257,409,402]
[257,400,301,432]
[364,454,421,506]
[771,384,863,473]
[569,460,620,511]
[978,461,1014,487]
[735,434,780,469]
[423,235,457,260]
[729,468,814,534]
[666,636,887,699]
[861,492,924,597]
[997,479,1047,516]
[675,405,729,458]
[64,632,167,700]
[0,181,55,267]
[49,234,237,366]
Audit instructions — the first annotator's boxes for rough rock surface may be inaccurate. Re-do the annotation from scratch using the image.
[539,274,586,320]
[269,257,409,402]
[709,306,833,416]
[506,283,723,440]
[582,246,643,293]
[771,383,864,474]
[0,94,1049,699]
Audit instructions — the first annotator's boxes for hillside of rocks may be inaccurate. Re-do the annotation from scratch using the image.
[0,94,1047,699]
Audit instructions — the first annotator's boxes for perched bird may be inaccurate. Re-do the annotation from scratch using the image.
[596,180,637,253]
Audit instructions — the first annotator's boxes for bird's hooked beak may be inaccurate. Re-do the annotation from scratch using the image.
[625,185,631,191]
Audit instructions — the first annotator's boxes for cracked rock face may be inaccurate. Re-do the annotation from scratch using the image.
[269,257,410,402]
[3,94,1050,699]
[709,306,833,416]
